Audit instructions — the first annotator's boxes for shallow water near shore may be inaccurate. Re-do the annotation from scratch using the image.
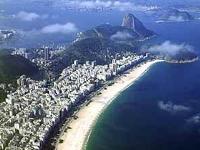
[86,60,200,150]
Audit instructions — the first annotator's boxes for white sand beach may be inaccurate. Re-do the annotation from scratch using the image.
[56,59,162,150]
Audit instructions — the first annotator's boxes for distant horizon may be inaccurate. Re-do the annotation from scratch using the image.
[1,0,200,48]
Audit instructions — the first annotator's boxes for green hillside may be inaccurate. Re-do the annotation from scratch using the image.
[0,50,39,102]
[0,54,38,83]
[48,37,135,74]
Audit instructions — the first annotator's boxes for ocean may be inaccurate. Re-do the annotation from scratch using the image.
[87,61,200,150]
[86,20,200,150]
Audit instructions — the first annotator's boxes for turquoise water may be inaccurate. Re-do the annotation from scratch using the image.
[86,60,200,150]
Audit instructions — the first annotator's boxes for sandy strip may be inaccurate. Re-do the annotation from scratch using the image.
[56,60,163,150]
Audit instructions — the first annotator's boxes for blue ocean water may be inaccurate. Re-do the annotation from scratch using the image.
[87,61,200,150]
[86,20,200,150]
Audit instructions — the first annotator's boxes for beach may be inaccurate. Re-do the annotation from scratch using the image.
[56,59,162,150]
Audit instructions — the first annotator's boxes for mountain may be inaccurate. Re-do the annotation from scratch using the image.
[48,14,155,74]
[158,9,194,22]
[77,14,155,41]
[48,37,135,74]
[122,13,155,38]
[0,51,39,83]
[77,24,139,41]
[0,50,39,102]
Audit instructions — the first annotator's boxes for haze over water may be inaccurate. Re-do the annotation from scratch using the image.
[1,0,199,48]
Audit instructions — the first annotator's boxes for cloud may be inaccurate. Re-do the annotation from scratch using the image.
[15,11,40,21]
[53,0,159,12]
[14,11,48,21]
[41,22,78,34]
[158,101,190,113]
[111,31,133,40]
[187,114,200,124]
[147,41,194,56]
[168,16,185,22]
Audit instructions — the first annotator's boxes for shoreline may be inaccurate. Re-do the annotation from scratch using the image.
[56,59,163,150]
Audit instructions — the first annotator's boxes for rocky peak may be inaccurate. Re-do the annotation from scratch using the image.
[122,13,154,38]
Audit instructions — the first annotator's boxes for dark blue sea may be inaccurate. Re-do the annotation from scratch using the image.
[86,21,200,150]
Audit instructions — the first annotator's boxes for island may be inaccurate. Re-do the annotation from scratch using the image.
[157,8,194,22]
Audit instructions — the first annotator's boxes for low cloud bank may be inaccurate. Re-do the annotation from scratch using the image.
[187,114,200,124]
[158,101,190,113]
[168,16,185,22]
[14,11,48,21]
[147,41,194,56]
[15,11,48,21]
[111,31,133,40]
[41,22,78,34]
[53,0,159,12]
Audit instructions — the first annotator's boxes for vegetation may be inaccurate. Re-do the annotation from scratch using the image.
[73,116,78,120]
[108,82,114,86]
[59,139,64,143]
[48,24,152,75]
[67,126,72,129]
[65,37,134,63]
[78,24,139,40]
[0,49,39,102]
[49,36,135,75]
[166,51,198,62]
[97,92,102,95]
[0,89,7,103]
[0,55,38,82]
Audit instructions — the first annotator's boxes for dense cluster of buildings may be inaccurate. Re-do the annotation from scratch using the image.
[12,47,52,68]
[0,53,148,150]
[11,46,67,71]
